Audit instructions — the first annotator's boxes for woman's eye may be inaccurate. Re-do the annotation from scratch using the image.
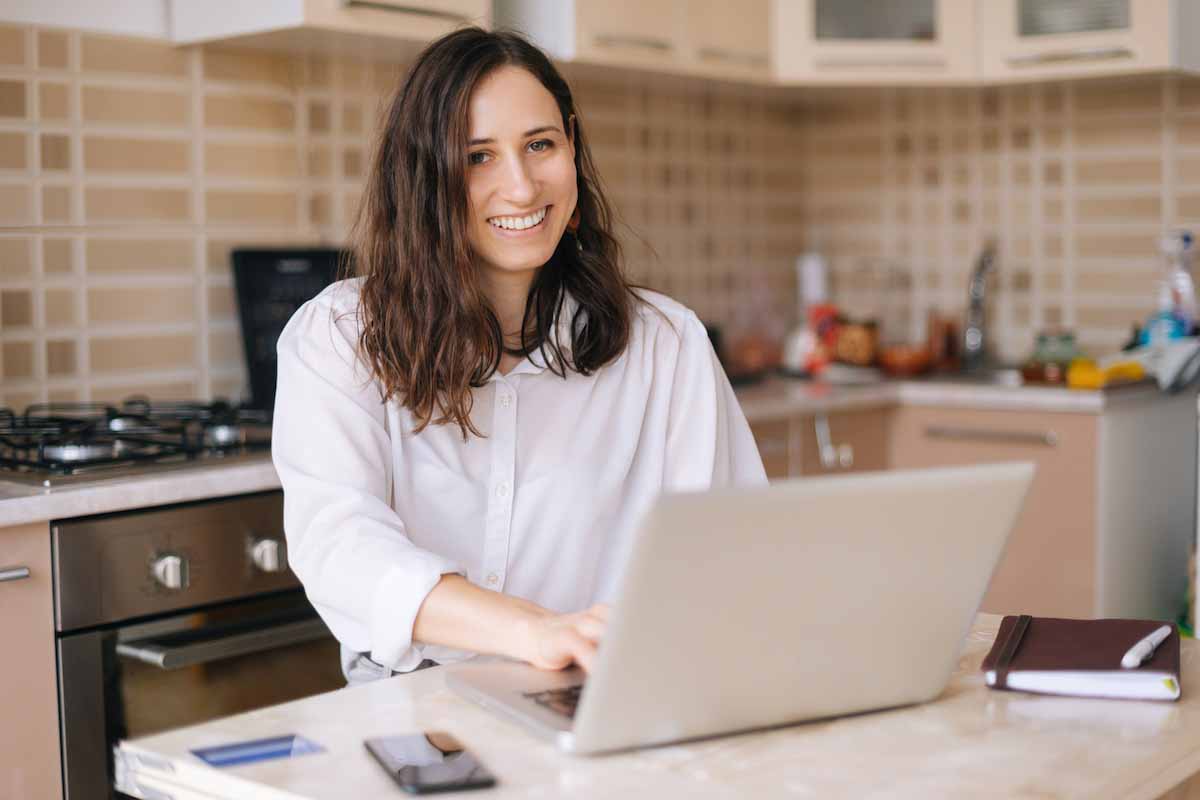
[468,151,490,166]
[528,139,553,153]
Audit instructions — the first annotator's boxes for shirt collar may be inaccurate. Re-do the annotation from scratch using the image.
[501,290,579,378]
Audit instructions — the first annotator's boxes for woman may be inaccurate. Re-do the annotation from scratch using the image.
[272,27,766,685]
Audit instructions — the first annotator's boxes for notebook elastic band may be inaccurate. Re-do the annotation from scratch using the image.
[994,614,1033,689]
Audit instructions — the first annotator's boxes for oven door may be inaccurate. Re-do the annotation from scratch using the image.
[57,590,344,800]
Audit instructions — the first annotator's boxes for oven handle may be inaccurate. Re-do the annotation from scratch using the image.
[116,616,330,670]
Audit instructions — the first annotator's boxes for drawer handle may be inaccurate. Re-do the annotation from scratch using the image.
[0,566,31,583]
[1007,46,1133,67]
[814,415,854,469]
[924,426,1058,447]
[338,0,475,23]
[697,46,768,68]
[813,56,946,69]
[594,34,674,54]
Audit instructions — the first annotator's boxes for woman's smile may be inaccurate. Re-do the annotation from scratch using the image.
[487,205,551,236]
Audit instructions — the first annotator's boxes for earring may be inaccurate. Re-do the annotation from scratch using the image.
[566,206,583,253]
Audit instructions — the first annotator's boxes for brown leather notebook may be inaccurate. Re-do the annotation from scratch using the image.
[981,615,1182,701]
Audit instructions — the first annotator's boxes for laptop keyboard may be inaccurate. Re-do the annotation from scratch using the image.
[523,685,584,719]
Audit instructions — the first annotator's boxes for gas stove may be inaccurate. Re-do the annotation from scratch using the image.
[0,398,272,487]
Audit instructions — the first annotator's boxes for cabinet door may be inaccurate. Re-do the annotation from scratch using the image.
[749,417,795,480]
[687,0,770,82]
[0,523,61,800]
[979,0,1171,81]
[798,409,889,476]
[890,406,1098,618]
[574,0,689,71]
[306,0,490,40]
[773,0,977,84]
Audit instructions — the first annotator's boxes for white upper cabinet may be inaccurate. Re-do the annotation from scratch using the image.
[979,0,1196,82]
[495,0,770,82]
[772,0,977,85]
[169,0,490,51]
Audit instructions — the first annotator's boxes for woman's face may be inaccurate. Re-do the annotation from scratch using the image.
[465,66,577,279]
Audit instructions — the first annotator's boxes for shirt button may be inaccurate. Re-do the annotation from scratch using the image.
[496,481,511,498]
[486,573,499,585]
[499,393,512,408]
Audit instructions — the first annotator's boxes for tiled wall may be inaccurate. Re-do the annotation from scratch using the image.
[0,22,1190,406]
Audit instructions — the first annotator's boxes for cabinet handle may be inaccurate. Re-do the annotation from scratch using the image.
[1006,46,1133,67]
[0,566,31,582]
[593,34,674,54]
[924,426,1058,448]
[338,0,474,23]
[813,414,854,469]
[813,56,946,69]
[697,46,768,68]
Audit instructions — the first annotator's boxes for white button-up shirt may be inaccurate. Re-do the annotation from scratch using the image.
[272,278,766,674]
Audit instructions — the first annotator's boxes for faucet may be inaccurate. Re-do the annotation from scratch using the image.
[962,242,997,372]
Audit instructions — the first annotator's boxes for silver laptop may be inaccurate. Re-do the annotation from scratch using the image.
[446,462,1034,754]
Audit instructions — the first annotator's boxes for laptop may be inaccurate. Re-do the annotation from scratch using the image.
[446,462,1034,754]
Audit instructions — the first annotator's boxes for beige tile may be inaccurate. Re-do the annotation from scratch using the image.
[2,341,33,380]
[0,184,31,224]
[1077,305,1151,328]
[84,188,190,223]
[86,238,193,274]
[208,329,242,365]
[1176,194,1200,220]
[47,387,80,402]
[1076,195,1159,222]
[204,95,294,131]
[0,132,25,169]
[40,134,69,171]
[1177,159,1200,185]
[343,191,361,225]
[340,61,366,90]
[208,285,236,317]
[308,146,331,178]
[342,102,363,134]
[82,86,189,126]
[205,191,297,226]
[43,238,72,274]
[42,186,71,223]
[1077,234,1157,258]
[38,82,69,120]
[88,287,194,325]
[371,62,400,92]
[1075,159,1160,185]
[84,136,189,173]
[44,289,76,326]
[204,142,300,178]
[0,26,24,66]
[310,193,332,226]
[0,237,31,278]
[45,340,75,376]
[92,381,197,403]
[309,101,330,133]
[305,56,332,88]
[81,34,189,77]
[90,334,194,372]
[343,148,363,178]
[1045,235,1063,259]
[2,289,32,328]
[203,48,298,89]
[0,80,27,118]
[38,31,68,69]
[1075,80,1161,114]
[1076,270,1155,294]
[1075,118,1158,149]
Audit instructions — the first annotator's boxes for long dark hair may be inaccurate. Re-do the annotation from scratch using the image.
[351,27,638,439]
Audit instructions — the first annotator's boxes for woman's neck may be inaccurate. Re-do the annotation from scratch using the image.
[479,266,537,352]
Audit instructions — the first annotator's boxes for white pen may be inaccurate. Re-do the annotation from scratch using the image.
[1120,624,1173,669]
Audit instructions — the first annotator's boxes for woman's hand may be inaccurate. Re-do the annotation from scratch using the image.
[517,604,609,673]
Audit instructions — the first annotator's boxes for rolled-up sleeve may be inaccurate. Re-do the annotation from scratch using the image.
[272,287,463,671]
[662,311,768,491]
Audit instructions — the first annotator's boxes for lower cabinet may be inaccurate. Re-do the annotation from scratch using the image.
[0,522,62,800]
[748,408,891,480]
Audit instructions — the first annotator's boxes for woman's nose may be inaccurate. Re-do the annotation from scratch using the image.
[500,155,537,205]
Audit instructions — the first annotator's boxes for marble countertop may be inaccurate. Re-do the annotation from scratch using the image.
[0,379,1178,529]
[114,614,1200,800]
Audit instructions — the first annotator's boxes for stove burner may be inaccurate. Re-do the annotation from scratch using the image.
[0,398,273,484]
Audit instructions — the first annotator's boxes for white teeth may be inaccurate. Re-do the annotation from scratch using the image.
[489,207,547,231]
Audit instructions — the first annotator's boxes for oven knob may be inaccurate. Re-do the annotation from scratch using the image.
[151,554,188,590]
[250,538,286,573]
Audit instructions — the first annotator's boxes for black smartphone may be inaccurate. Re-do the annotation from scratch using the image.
[364,732,496,794]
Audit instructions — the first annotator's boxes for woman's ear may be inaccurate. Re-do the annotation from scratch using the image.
[568,113,577,153]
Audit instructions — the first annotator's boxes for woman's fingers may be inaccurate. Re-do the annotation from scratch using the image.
[564,628,597,673]
[572,614,605,642]
[587,603,611,621]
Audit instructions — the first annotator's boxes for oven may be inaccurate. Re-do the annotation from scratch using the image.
[52,491,345,799]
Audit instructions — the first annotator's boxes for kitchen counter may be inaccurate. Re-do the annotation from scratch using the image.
[734,375,1169,423]
[0,454,280,528]
[113,614,1200,800]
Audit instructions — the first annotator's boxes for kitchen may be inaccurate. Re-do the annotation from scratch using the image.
[3,0,1200,798]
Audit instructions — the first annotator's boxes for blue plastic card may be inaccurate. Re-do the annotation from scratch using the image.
[191,735,324,768]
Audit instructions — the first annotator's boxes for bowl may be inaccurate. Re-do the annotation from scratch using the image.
[879,344,933,377]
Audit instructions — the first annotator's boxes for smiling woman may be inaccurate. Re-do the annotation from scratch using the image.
[271,28,766,686]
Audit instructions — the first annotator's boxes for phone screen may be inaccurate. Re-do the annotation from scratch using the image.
[365,732,496,794]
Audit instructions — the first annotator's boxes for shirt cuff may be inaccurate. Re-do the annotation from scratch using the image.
[368,552,464,669]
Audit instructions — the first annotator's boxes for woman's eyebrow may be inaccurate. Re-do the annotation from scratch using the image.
[468,125,561,146]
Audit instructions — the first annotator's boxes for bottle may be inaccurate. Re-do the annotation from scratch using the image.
[1162,230,1197,332]
[1140,280,1188,347]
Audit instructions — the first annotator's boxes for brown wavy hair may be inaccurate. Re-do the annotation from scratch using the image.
[350,27,638,439]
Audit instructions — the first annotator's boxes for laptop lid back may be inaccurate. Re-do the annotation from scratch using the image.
[569,462,1034,753]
